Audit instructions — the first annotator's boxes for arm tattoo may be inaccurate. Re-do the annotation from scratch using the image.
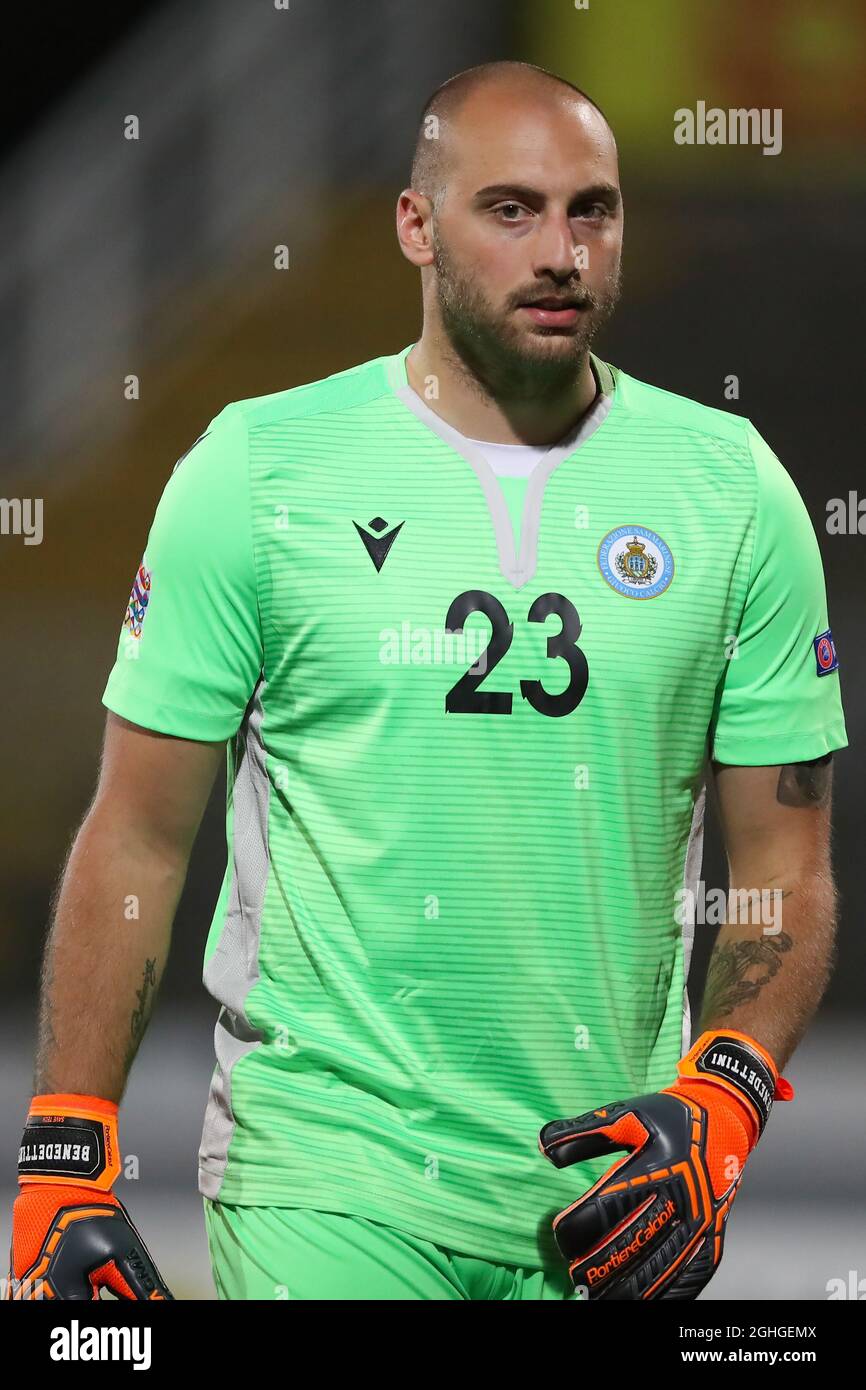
[126,958,158,1067]
[702,931,793,1019]
[777,753,832,808]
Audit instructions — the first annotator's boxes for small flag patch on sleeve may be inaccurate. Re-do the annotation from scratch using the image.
[123,561,152,639]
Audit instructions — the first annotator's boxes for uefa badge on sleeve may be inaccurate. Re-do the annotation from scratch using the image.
[813,629,839,676]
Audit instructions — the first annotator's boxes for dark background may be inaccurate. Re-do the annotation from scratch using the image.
[0,0,863,1299]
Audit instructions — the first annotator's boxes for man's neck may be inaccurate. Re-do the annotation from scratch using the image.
[405,334,599,447]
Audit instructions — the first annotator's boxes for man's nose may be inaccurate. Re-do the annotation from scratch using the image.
[533,215,582,280]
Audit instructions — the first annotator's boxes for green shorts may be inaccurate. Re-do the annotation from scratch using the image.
[203,1198,579,1301]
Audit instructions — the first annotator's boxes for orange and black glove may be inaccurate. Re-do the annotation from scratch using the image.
[6,1093,173,1300]
[539,1029,794,1300]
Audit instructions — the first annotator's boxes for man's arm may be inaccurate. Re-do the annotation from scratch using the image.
[539,754,837,1299]
[699,754,838,1069]
[34,710,226,1100]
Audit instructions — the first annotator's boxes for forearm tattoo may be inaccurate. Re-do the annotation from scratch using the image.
[702,931,793,1019]
[777,753,832,808]
[126,957,158,1067]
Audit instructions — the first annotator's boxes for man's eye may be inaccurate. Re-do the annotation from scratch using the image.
[575,204,608,219]
[496,203,526,220]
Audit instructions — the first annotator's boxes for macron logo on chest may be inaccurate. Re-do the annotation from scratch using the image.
[354,516,405,572]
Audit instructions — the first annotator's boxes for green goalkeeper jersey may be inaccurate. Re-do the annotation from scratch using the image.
[102,344,847,1266]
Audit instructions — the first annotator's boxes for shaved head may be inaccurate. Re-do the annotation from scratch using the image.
[410,61,614,211]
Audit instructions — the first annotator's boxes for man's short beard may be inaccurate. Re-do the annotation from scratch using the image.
[431,231,621,402]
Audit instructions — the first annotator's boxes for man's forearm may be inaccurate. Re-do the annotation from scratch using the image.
[697,865,838,1069]
[34,802,187,1101]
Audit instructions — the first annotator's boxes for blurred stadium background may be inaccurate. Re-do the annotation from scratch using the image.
[0,0,863,1299]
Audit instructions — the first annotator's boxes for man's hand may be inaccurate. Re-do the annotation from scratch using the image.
[6,1094,172,1300]
[539,1029,793,1299]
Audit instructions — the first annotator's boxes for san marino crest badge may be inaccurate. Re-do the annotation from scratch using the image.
[597,525,674,599]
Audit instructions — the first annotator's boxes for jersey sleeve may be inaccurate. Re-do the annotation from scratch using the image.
[101,404,263,741]
[708,422,848,765]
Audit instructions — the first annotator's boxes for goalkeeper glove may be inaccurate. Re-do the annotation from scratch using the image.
[539,1028,794,1300]
[6,1093,173,1300]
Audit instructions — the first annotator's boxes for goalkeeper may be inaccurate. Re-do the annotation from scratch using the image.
[8,60,847,1300]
